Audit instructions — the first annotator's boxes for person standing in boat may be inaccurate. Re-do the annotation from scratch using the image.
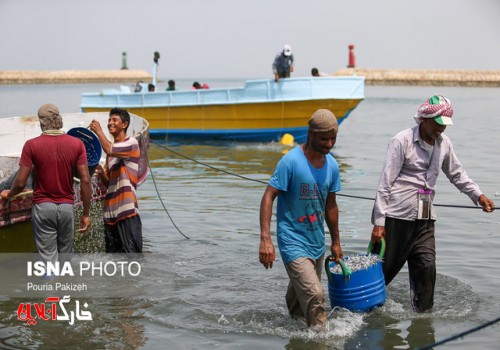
[90,108,143,253]
[272,44,294,82]
[0,103,91,263]
[370,95,495,312]
[259,109,343,328]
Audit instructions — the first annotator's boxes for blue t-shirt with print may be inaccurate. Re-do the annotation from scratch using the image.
[269,146,341,264]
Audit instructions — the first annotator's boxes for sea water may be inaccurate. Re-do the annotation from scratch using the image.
[0,82,499,349]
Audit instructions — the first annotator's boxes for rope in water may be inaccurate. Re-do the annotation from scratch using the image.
[149,140,499,346]
[418,315,500,350]
[146,150,190,240]
[150,140,495,210]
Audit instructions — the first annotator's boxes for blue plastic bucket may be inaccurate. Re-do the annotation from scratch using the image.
[67,127,102,168]
[325,240,386,312]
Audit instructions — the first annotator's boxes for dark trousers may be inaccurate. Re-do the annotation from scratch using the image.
[104,215,143,253]
[382,217,436,312]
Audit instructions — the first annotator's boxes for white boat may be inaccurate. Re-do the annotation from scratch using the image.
[81,76,365,142]
[0,112,150,235]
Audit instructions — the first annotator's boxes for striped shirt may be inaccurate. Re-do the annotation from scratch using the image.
[104,136,140,225]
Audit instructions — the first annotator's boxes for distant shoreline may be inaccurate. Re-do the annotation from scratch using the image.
[1,68,500,87]
[0,70,152,84]
[334,68,500,87]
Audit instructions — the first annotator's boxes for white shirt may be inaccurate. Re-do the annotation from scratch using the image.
[372,125,482,226]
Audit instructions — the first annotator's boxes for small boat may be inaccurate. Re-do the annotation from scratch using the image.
[0,112,150,236]
[80,76,365,143]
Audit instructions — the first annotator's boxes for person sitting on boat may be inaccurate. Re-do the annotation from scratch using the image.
[272,44,294,82]
[0,103,91,263]
[148,83,155,92]
[192,81,202,90]
[370,95,495,312]
[311,67,329,77]
[259,109,343,328]
[89,108,143,253]
[166,80,177,91]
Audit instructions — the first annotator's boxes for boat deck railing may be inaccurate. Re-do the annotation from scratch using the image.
[81,76,365,109]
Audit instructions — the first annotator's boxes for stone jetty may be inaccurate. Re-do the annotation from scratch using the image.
[334,68,500,87]
[0,70,152,84]
[2,68,499,87]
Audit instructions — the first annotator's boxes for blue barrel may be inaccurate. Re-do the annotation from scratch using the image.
[325,240,386,312]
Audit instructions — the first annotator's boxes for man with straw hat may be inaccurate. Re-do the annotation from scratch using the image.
[259,109,343,328]
[370,95,495,312]
[0,103,91,263]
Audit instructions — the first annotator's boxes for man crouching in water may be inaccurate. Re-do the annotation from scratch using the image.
[90,108,143,253]
[259,109,343,328]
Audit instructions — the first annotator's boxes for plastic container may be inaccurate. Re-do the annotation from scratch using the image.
[67,127,102,173]
[325,239,386,312]
[417,189,432,220]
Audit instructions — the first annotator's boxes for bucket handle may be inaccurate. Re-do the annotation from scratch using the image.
[324,255,352,282]
[367,238,386,259]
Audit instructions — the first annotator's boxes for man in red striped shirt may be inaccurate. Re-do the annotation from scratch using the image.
[90,108,143,253]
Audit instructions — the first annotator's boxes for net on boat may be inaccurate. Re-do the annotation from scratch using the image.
[73,175,106,253]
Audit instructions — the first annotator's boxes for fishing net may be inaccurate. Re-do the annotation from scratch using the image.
[72,175,106,253]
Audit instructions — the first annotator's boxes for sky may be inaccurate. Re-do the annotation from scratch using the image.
[1,0,499,80]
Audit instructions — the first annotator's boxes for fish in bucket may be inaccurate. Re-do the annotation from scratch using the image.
[325,239,386,312]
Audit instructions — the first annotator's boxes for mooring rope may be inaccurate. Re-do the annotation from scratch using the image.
[150,140,495,211]
[418,315,500,350]
[146,151,190,240]
[151,140,267,185]
[149,140,498,346]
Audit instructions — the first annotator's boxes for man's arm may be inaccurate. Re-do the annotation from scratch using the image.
[325,192,342,262]
[76,163,91,233]
[0,166,31,200]
[259,185,279,269]
[94,164,110,188]
[478,194,495,213]
[442,147,495,211]
[89,120,113,156]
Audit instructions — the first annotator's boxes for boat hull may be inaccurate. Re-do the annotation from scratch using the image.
[0,112,149,232]
[81,77,365,142]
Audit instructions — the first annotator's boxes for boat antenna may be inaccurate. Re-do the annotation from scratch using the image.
[152,51,160,87]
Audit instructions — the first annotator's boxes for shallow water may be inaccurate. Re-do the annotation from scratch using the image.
[0,82,499,349]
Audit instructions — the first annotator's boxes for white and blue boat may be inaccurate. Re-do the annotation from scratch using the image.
[81,76,365,143]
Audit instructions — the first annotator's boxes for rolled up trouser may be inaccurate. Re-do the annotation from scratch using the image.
[285,256,326,326]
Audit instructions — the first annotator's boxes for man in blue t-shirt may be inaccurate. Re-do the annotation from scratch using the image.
[259,109,343,327]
